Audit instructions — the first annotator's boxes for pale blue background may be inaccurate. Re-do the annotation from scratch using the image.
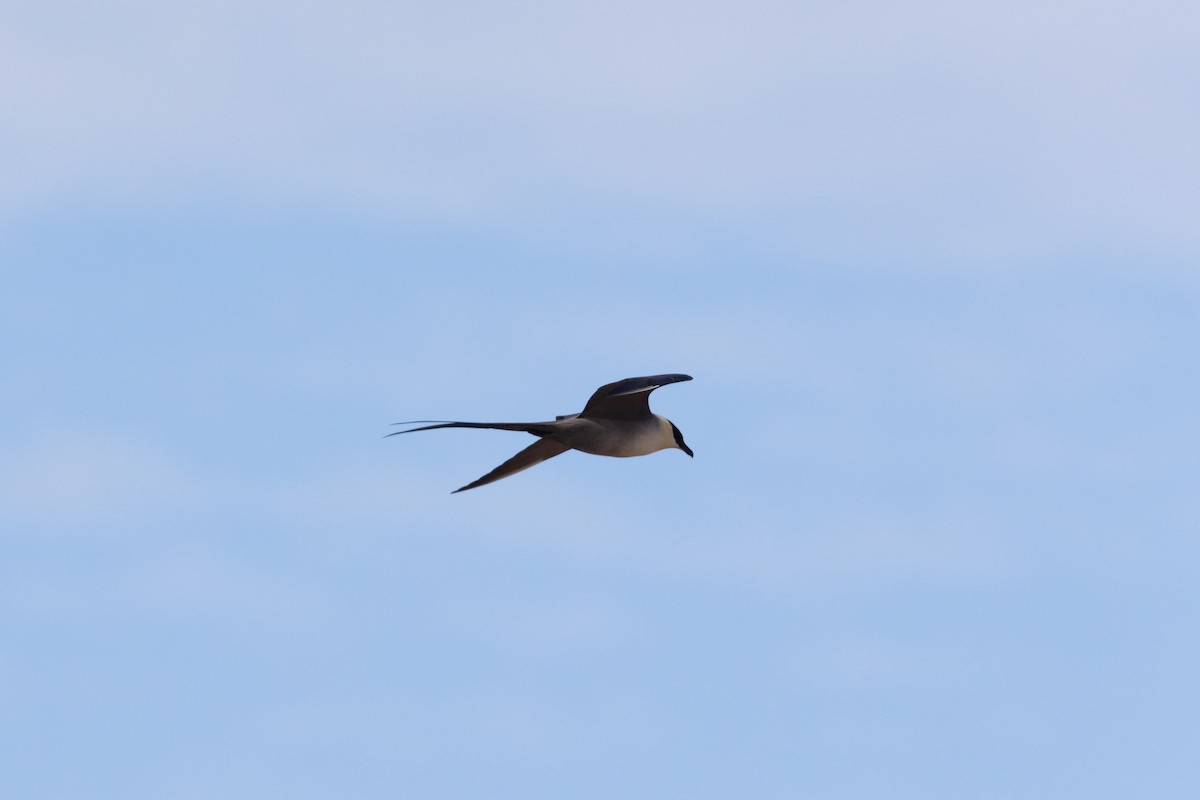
[3,1,1198,798]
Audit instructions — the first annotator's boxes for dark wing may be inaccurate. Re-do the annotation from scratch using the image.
[580,373,692,420]
[452,438,571,493]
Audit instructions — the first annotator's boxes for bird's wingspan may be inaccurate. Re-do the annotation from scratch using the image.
[452,438,571,493]
[580,374,692,420]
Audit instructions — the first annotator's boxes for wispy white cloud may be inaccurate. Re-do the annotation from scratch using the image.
[4,0,1197,272]
[1,547,312,624]
[133,549,313,618]
[0,430,202,535]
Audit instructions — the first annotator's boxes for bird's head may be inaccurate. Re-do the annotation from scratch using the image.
[669,421,693,457]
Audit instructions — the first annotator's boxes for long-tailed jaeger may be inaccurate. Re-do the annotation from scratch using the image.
[389,373,693,493]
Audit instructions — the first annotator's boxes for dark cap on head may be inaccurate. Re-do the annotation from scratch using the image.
[670,422,693,457]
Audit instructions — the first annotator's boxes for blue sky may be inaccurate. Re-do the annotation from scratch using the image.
[3,1,1199,798]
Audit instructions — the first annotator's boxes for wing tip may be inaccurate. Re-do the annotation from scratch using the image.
[604,373,693,398]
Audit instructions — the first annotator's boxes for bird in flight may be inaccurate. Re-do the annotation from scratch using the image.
[389,373,693,493]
